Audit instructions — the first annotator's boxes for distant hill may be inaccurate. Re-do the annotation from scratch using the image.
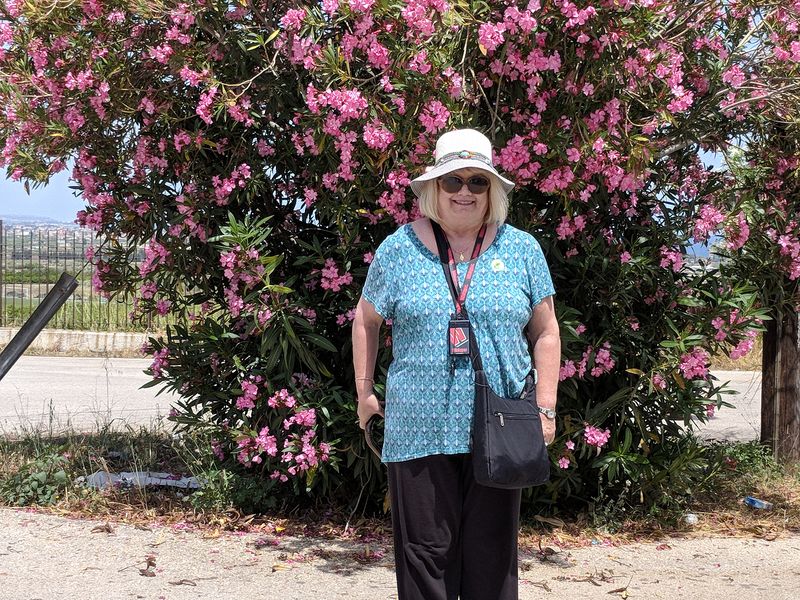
[0,214,78,227]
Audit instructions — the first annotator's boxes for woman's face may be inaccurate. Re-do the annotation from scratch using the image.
[435,168,491,230]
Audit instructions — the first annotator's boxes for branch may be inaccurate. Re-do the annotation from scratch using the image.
[720,82,800,112]
[656,139,696,161]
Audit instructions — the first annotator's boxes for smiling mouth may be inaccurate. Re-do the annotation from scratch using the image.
[452,198,475,205]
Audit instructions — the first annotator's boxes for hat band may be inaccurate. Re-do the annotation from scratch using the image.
[435,150,493,169]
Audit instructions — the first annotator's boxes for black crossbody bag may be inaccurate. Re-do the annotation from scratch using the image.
[431,221,550,489]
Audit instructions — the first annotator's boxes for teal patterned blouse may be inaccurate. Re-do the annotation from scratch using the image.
[361,222,555,463]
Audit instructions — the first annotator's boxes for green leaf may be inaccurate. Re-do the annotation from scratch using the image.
[304,333,337,353]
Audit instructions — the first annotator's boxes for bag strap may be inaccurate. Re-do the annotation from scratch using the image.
[430,221,485,373]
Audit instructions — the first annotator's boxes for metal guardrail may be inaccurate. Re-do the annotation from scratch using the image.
[0,219,159,331]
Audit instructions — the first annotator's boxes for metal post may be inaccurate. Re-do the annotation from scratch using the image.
[0,272,78,380]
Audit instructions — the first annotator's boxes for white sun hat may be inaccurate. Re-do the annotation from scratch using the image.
[409,128,515,197]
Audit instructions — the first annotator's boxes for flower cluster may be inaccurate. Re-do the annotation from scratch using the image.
[679,347,710,380]
[319,259,354,292]
[584,425,611,449]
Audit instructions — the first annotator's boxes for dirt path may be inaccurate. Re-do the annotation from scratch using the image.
[2,508,798,600]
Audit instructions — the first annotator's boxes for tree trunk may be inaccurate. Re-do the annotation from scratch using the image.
[761,319,777,450]
[761,311,800,462]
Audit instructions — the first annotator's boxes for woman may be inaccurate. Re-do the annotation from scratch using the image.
[352,128,560,600]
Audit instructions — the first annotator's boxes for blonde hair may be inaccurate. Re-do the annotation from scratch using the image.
[416,172,509,225]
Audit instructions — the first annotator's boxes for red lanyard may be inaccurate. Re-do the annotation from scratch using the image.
[444,225,486,316]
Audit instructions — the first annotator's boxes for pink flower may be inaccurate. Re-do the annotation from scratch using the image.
[408,50,432,74]
[566,147,581,162]
[280,8,306,30]
[268,389,297,409]
[722,65,746,88]
[348,0,375,12]
[366,41,391,69]
[693,204,725,241]
[659,246,683,272]
[156,299,172,315]
[559,360,577,381]
[148,42,173,64]
[180,65,207,86]
[284,408,317,429]
[211,439,225,461]
[539,166,575,193]
[584,425,611,449]
[590,342,615,377]
[196,86,217,124]
[236,378,260,410]
[667,86,694,113]
[555,214,586,240]
[730,337,754,360]
[558,457,570,469]
[336,308,357,326]
[319,259,354,292]
[63,107,86,133]
[565,440,575,451]
[679,347,709,380]
[478,22,506,53]
[419,99,450,133]
[363,121,395,151]
[255,426,278,456]
[174,130,192,151]
[652,373,667,390]
[725,212,749,250]
[149,348,169,379]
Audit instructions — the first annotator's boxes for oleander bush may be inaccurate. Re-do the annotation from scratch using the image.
[2,0,799,513]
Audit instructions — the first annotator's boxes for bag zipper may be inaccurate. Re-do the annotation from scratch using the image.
[494,411,536,427]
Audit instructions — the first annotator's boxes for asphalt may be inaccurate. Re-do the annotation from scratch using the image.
[0,356,176,433]
[0,357,765,443]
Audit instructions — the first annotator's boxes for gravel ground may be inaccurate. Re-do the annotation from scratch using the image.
[2,508,799,600]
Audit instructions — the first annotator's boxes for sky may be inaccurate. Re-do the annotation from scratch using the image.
[0,167,85,223]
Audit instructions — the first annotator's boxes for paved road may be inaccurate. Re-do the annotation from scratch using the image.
[702,370,763,442]
[0,357,763,441]
[0,356,177,433]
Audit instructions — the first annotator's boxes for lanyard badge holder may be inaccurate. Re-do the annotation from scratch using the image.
[431,222,487,358]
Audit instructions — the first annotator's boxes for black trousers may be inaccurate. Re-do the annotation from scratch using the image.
[387,453,521,600]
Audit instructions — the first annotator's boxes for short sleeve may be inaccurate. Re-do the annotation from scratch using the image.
[361,243,394,319]
[527,237,556,307]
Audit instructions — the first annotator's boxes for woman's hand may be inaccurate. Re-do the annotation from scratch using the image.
[540,415,556,446]
[357,393,384,429]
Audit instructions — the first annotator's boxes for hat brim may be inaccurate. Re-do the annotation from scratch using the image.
[409,159,515,197]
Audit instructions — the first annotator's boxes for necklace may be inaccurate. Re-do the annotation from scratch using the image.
[438,222,486,262]
[449,238,478,262]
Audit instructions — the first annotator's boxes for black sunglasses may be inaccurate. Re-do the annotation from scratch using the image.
[438,174,491,194]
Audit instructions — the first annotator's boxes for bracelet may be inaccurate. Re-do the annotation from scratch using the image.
[356,377,374,382]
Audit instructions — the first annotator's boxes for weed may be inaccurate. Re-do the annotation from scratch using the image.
[0,453,70,505]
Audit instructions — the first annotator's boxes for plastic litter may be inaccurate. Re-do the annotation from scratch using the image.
[79,471,202,490]
[684,513,699,525]
[743,496,773,510]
